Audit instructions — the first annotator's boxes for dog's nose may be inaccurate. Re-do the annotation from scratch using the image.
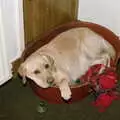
[47,77,54,85]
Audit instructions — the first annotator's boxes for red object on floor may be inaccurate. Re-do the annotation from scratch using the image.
[80,63,119,112]
[99,69,117,89]
[92,92,119,112]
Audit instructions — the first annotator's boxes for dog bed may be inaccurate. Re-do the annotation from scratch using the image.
[21,20,120,104]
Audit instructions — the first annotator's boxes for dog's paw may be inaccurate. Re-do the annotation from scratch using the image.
[61,89,72,100]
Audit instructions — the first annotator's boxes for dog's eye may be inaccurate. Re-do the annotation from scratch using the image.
[45,64,49,69]
[34,70,41,74]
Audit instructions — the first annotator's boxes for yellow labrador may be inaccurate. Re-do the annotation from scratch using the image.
[18,27,115,100]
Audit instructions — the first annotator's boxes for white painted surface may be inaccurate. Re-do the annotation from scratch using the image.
[78,0,120,36]
[0,10,12,85]
[0,0,24,85]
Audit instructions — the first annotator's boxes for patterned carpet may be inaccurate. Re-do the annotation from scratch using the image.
[0,73,120,120]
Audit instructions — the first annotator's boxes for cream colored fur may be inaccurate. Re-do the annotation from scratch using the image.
[18,27,116,100]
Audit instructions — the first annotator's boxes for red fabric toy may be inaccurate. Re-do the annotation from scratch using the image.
[92,92,119,112]
[80,62,120,112]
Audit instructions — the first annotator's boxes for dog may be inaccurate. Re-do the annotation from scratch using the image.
[18,27,116,100]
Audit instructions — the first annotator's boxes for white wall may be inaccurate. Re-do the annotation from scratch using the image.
[78,0,120,36]
[0,0,24,85]
[0,0,24,62]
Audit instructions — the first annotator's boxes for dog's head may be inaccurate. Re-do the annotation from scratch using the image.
[18,54,56,88]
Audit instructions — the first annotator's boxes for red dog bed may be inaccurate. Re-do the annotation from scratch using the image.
[21,20,120,104]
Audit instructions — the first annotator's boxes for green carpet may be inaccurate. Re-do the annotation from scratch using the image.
[0,75,120,120]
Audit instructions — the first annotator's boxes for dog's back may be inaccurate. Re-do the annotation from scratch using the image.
[38,27,115,81]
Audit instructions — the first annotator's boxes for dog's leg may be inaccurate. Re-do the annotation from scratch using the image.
[58,79,71,100]
[53,70,71,100]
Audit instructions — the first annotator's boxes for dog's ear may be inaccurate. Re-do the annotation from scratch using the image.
[46,55,54,65]
[43,55,57,72]
[18,63,27,84]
